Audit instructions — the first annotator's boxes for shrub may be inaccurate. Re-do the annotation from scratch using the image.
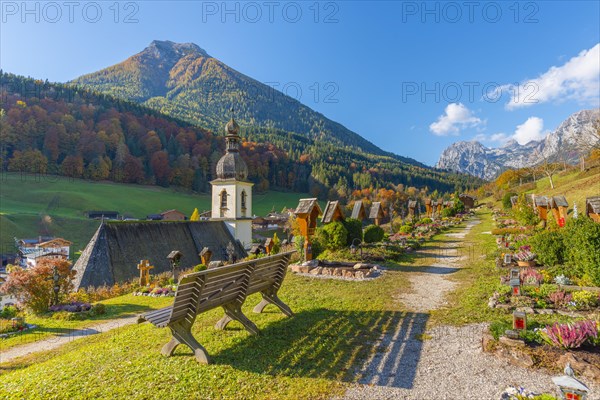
[419,217,433,224]
[398,225,413,234]
[363,225,385,243]
[529,230,566,267]
[538,320,598,349]
[91,303,106,316]
[343,218,363,245]
[319,221,348,251]
[0,305,18,319]
[513,194,539,226]
[441,208,455,218]
[564,217,600,285]
[193,264,207,272]
[271,233,281,254]
[0,259,75,314]
[571,291,599,309]
[502,192,517,210]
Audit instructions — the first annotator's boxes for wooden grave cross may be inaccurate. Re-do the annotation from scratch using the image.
[137,259,154,286]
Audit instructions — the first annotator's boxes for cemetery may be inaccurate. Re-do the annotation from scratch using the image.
[480,195,600,384]
[0,117,598,400]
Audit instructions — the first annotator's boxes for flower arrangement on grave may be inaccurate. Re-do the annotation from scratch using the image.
[538,320,598,349]
[520,268,543,285]
[514,246,537,262]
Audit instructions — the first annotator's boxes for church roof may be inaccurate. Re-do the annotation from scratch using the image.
[72,221,247,289]
[215,117,248,181]
[216,152,248,181]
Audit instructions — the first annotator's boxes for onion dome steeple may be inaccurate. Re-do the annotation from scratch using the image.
[215,111,248,181]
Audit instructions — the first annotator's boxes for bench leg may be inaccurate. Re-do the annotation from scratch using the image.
[161,337,180,357]
[216,305,260,335]
[253,292,294,317]
[168,324,211,364]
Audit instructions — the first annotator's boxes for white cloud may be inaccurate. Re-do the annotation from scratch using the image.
[512,117,547,144]
[505,43,600,109]
[429,103,483,136]
[473,118,549,145]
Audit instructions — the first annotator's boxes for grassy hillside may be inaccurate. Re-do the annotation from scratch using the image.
[523,167,600,213]
[0,173,308,254]
[484,166,600,212]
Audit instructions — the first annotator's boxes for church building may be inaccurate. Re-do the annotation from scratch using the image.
[210,117,253,249]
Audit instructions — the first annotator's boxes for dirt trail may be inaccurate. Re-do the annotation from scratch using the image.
[341,219,600,400]
[0,316,138,364]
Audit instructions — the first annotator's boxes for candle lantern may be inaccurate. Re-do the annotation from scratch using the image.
[513,311,526,331]
[552,364,589,400]
[510,277,521,296]
[167,250,183,282]
[504,254,512,265]
[510,268,520,280]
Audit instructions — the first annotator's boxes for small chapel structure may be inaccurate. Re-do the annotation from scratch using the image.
[210,116,253,249]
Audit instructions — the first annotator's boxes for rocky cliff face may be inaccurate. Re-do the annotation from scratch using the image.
[436,109,599,180]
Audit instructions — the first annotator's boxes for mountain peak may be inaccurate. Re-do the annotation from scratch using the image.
[145,40,209,59]
[436,108,600,180]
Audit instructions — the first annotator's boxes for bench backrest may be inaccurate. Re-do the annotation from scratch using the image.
[167,251,295,325]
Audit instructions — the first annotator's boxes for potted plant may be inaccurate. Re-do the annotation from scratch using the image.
[514,245,537,267]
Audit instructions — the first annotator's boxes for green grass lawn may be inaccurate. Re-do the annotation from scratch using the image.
[0,210,590,398]
[0,273,414,399]
[0,173,309,253]
[0,294,174,351]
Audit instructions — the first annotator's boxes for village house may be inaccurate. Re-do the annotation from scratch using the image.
[160,209,187,221]
[15,237,72,267]
[86,211,120,220]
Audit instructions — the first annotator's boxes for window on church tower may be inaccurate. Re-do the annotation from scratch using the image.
[220,190,228,209]
[241,190,247,216]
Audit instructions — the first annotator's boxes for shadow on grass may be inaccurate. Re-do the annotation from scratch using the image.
[392,264,460,274]
[212,308,429,389]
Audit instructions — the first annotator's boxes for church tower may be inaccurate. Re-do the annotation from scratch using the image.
[210,116,253,248]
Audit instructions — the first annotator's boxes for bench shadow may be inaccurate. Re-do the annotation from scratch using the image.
[392,265,460,274]
[212,308,429,389]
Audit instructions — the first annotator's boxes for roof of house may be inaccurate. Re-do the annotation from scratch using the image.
[587,196,600,214]
[72,221,247,289]
[435,199,444,206]
[294,198,322,216]
[87,211,119,216]
[425,199,432,206]
[38,238,72,248]
[550,195,568,208]
[369,202,384,219]
[510,196,519,206]
[459,194,475,200]
[444,201,454,208]
[160,209,185,216]
[322,200,344,223]
[147,214,163,220]
[408,200,417,209]
[351,201,366,219]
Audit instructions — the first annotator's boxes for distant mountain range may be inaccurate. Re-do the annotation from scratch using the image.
[436,109,600,180]
[72,40,420,166]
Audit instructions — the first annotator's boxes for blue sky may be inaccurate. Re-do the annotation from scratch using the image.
[1,1,599,166]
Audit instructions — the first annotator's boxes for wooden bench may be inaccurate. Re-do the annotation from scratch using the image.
[138,251,295,364]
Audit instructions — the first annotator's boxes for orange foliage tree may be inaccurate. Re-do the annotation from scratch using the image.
[1,259,76,314]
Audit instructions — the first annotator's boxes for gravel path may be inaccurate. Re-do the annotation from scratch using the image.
[340,219,600,400]
[0,316,138,363]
